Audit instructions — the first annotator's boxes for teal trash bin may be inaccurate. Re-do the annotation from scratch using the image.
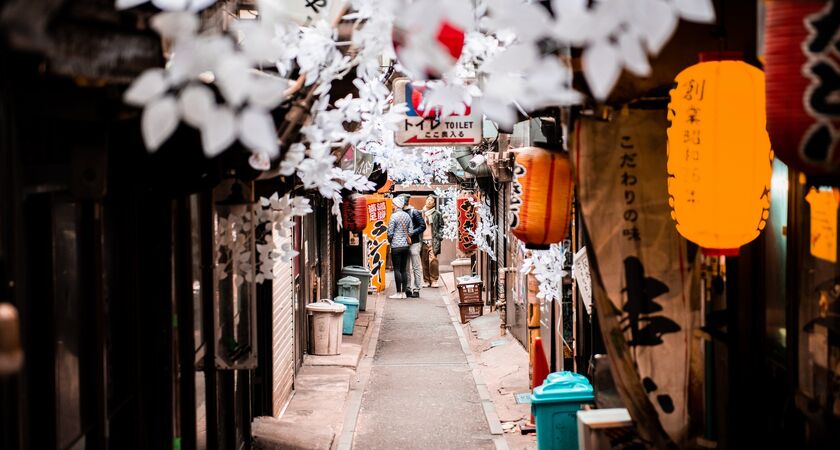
[337,276,361,302]
[531,371,594,450]
[341,265,372,311]
[333,296,359,335]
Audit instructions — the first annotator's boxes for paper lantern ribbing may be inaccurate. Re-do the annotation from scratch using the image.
[765,0,840,182]
[667,60,773,255]
[340,194,369,232]
[510,147,574,250]
[456,193,478,254]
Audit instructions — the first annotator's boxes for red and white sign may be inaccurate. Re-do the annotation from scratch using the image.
[393,78,482,147]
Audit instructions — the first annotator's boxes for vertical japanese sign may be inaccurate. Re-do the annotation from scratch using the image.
[575,110,694,443]
[457,193,478,254]
[363,195,392,292]
[805,187,840,263]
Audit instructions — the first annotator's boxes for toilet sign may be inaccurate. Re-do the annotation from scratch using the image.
[393,78,482,147]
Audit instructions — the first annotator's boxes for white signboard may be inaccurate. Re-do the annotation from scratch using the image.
[572,247,592,315]
[392,78,482,147]
[260,0,345,26]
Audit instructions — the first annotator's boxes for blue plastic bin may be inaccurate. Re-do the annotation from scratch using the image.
[333,296,359,335]
[531,371,594,450]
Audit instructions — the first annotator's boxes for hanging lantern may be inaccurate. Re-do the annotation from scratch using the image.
[765,1,840,182]
[391,0,470,79]
[341,194,369,232]
[457,193,478,254]
[666,59,773,255]
[510,147,574,250]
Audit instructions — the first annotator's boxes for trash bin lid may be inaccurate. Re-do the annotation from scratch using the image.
[333,296,359,306]
[531,371,594,404]
[342,265,371,276]
[338,276,361,286]
[305,299,346,313]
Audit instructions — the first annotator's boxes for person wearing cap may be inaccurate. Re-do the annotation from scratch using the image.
[421,194,442,287]
[387,195,413,299]
[399,194,426,298]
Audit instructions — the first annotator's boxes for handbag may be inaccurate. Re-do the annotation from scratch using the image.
[401,220,412,245]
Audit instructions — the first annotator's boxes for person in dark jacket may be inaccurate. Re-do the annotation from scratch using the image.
[421,195,443,287]
[387,195,413,299]
[399,194,426,298]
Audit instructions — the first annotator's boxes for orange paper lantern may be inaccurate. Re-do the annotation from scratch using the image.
[510,147,574,249]
[666,60,773,255]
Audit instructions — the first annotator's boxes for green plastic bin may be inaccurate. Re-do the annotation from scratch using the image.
[333,296,359,335]
[341,265,371,311]
[531,371,594,450]
[337,276,361,302]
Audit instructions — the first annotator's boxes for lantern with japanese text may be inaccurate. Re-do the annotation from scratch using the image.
[340,194,368,232]
[457,193,478,254]
[666,60,773,255]
[510,147,574,250]
[765,0,840,183]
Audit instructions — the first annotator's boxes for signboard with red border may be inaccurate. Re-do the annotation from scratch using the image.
[393,78,482,147]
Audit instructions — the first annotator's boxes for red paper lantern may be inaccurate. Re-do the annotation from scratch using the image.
[340,194,368,232]
[510,146,574,249]
[765,0,840,182]
[457,193,478,254]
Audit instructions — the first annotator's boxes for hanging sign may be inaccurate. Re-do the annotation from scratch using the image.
[572,247,592,316]
[362,195,392,292]
[575,110,694,443]
[805,187,840,263]
[393,78,482,146]
[456,193,478,254]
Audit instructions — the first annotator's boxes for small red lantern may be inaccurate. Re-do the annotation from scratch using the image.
[765,0,840,182]
[341,194,368,232]
[457,193,478,254]
[510,147,574,249]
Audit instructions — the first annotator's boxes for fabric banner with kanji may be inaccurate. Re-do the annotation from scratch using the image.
[363,195,392,292]
[574,109,695,442]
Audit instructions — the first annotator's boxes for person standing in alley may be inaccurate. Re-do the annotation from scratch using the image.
[421,195,443,287]
[387,195,413,299]
[400,194,426,298]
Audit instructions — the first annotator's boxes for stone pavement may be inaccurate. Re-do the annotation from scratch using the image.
[252,293,383,450]
[351,278,503,450]
[438,273,537,450]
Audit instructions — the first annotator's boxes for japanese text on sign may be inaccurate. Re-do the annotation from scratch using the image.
[620,134,640,241]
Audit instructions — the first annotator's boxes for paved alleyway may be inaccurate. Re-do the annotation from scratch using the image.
[352,282,497,449]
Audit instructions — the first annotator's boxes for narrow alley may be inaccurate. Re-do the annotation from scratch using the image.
[2,1,839,449]
[353,282,497,450]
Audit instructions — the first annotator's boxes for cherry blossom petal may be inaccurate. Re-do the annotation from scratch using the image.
[635,0,678,55]
[673,0,715,23]
[214,55,251,107]
[249,152,271,171]
[178,84,215,128]
[141,95,180,152]
[151,0,189,11]
[150,11,198,40]
[200,106,236,157]
[583,39,622,101]
[188,0,217,12]
[247,74,287,110]
[115,0,149,10]
[618,31,651,77]
[238,107,279,158]
[124,68,168,107]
